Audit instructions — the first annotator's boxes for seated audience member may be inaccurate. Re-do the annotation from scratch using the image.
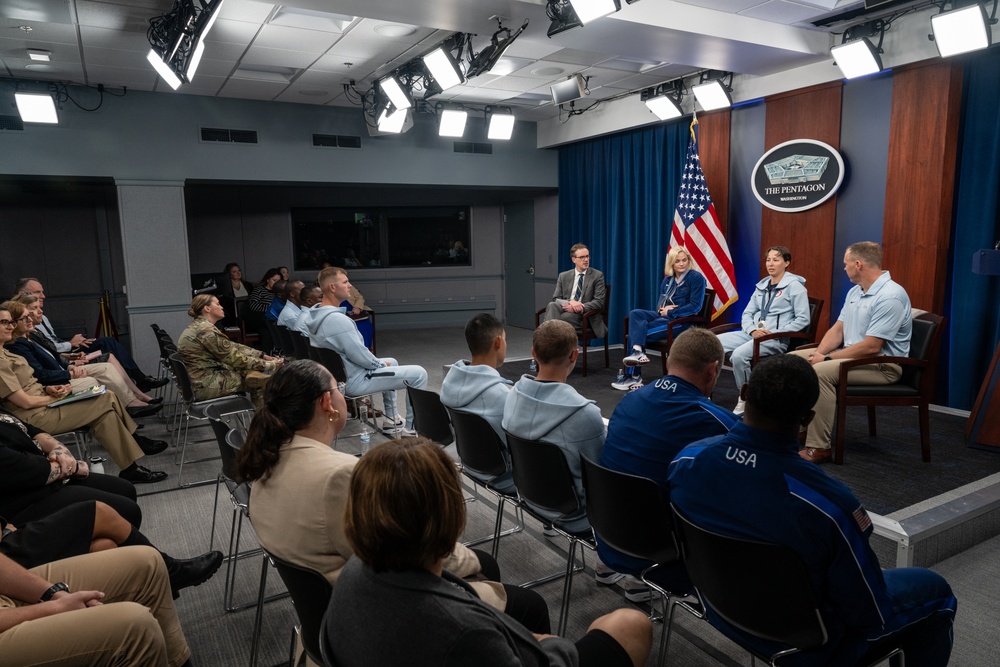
[5,298,161,419]
[790,241,911,464]
[0,307,167,484]
[669,355,956,666]
[278,266,290,281]
[616,246,706,391]
[276,280,305,330]
[245,268,281,350]
[301,267,427,435]
[291,284,322,335]
[0,500,222,597]
[218,262,252,328]
[15,278,166,392]
[323,437,653,667]
[265,279,287,324]
[341,283,375,350]
[237,361,548,633]
[599,328,738,601]
[717,245,809,415]
[440,313,514,492]
[502,319,604,534]
[0,546,193,666]
[0,405,143,526]
[177,295,282,409]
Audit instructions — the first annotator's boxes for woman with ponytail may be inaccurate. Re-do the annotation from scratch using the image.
[237,360,551,634]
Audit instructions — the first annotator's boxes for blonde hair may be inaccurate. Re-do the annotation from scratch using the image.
[188,294,215,318]
[664,247,694,277]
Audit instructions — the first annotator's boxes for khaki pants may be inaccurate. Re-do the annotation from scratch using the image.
[0,546,191,667]
[15,391,143,469]
[76,363,138,406]
[789,349,901,450]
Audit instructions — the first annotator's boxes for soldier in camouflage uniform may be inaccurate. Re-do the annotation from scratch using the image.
[178,295,283,408]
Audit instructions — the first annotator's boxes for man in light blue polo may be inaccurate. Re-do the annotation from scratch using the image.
[791,241,911,463]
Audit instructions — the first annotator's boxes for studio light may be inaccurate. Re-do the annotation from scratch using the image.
[423,46,464,92]
[487,107,516,140]
[832,20,885,79]
[146,0,226,88]
[378,75,413,110]
[546,0,583,37]
[465,18,529,78]
[931,3,993,57]
[377,105,408,134]
[641,82,683,120]
[15,92,58,124]
[439,108,468,138]
[568,0,619,24]
[692,72,732,111]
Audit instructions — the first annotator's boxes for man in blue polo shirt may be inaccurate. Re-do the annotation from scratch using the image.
[598,328,738,600]
[791,241,911,463]
[669,355,955,667]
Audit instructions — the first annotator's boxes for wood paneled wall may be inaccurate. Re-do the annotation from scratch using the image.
[762,82,844,336]
[882,60,963,313]
[698,110,732,235]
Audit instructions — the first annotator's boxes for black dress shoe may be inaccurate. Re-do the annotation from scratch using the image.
[126,404,163,419]
[136,375,170,392]
[119,463,168,484]
[134,435,168,455]
[167,551,224,597]
[147,396,164,405]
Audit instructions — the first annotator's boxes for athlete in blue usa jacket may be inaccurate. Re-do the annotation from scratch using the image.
[669,355,956,667]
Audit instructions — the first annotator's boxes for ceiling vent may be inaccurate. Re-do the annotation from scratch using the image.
[200,127,259,144]
[312,133,362,149]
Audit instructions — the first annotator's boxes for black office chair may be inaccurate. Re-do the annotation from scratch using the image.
[446,407,523,558]
[406,385,453,445]
[581,457,701,666]
[268,551,333,667]
[292,331,311,360]
[504,430,593,636]
[275,324,298,358]
[311,345,377,446]
[672,507,903,667]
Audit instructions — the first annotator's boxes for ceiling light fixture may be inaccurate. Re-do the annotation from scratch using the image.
[466,18,529,79]
[378,75,413,110]
[486,107,516,140]
[26,49,51,62]
[691,71,733,110]
[15,92,58,124]
[146,0,226,88]
[930,2,995,57]
[439,107,469,138]
[832,19,886,79]
[423,46,464,92]
[377,105,408,134]
[546,0,639,37]
[641,81,684,120]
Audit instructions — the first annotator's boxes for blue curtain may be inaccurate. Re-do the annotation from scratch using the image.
[558,120,689,347]
[945,48,1000,409]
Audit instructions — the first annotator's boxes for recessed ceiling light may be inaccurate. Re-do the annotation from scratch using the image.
[531,66,565,76]
[27,49,51,62]
[374,24,416,38]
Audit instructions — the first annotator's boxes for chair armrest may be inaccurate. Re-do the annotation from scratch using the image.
[751,331,812,363]
[709,323,741,335]
[797,343,819,351]
[535,307,546,329]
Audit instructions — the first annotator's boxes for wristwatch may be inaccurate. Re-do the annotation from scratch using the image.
[39,582,70,602]
[824,355,832,362]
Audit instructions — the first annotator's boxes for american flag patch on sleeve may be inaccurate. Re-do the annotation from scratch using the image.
[853,506,872,532]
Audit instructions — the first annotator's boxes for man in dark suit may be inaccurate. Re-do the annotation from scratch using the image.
[542,243,607,338]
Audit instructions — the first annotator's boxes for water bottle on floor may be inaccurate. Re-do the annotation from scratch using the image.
[358,404,372,455]
[89,457,105,474]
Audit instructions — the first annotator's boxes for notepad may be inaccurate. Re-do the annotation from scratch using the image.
[47,384,107,408]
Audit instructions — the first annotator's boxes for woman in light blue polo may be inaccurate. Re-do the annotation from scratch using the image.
[718,245,809,414]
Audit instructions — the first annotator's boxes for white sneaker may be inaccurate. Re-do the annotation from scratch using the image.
[541,523,559,538]
[595,562,625,585]
[612,376,643,391]
[733,398,746,416]
[622,347,650,367]
[380,415,405,434]
[622,575,652,603]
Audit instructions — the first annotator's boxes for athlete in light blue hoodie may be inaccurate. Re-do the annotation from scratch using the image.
[301,267,427,433]
[502,320,605,533]
[441,314,515,492]
[717,245,810,414]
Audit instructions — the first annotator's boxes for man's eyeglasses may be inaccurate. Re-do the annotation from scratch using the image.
[574,254,590,260]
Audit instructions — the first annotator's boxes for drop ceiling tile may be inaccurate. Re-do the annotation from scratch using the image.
[207,18,261,46]
[76,0,161,32]
[252,24,342,53]
[545,48,615,67]
[174,74,226,95]
[189,57,235,77]
[506,59,579,79]
[310,51,373,73]
[218,0,275,24]
[218,77,288,99]
[0,40,78,63]
[82,45,150,68]
[241,45,317,68]
[0,19,81,45]
[273,84,340,105]
[738,0,828,24]
[479,74,549,93]
[85,63,158,87]
[499,39,563,61]
[79,25,150,52]
[198,40,249,61]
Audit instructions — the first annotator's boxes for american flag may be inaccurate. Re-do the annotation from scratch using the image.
[668,119,737,319]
